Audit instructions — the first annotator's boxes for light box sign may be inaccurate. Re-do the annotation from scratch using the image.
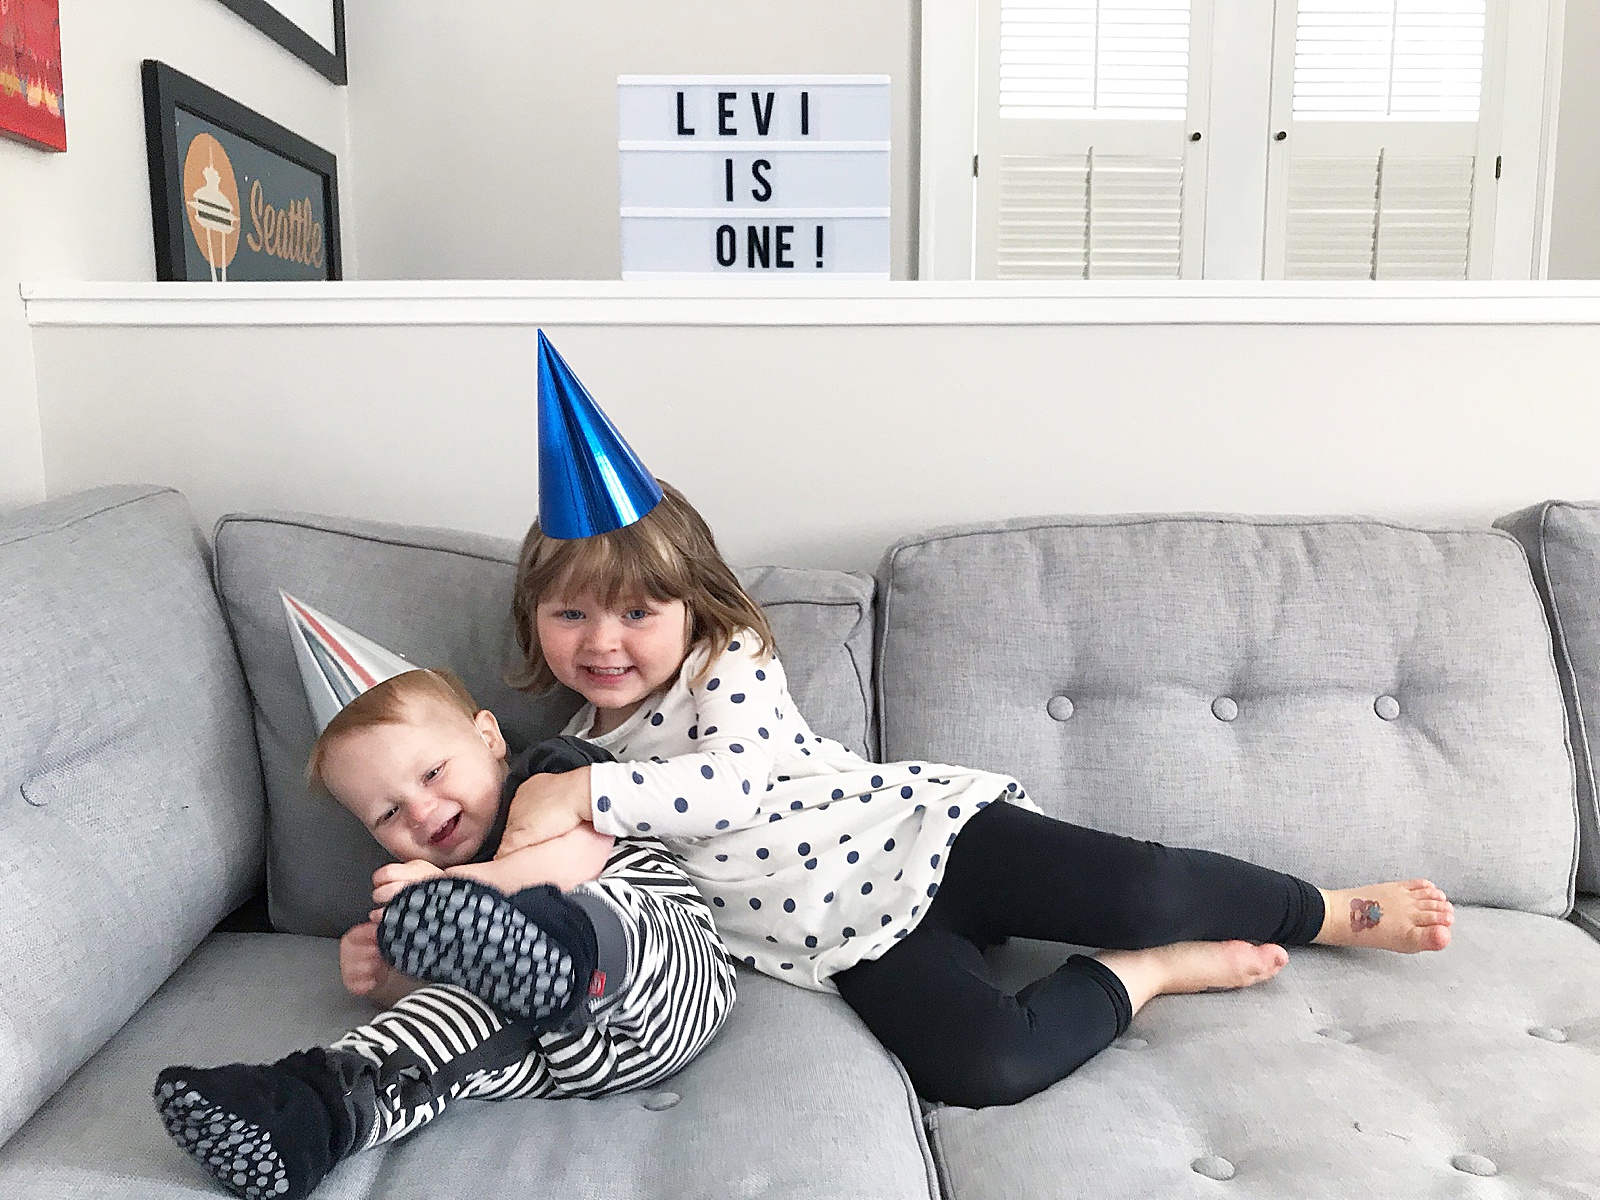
[619,75,890,279]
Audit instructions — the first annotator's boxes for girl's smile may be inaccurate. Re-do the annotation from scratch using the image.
[536,591,691,734]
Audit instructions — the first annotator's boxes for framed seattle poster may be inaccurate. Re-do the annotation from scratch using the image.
[0,0,67,151]
[141,60,342,282]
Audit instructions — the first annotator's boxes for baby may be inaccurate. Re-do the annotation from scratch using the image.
[314,667,622,1014]
[153,658,736,1200]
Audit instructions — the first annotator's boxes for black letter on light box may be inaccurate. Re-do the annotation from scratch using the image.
[748,225,771,268]
[716,225,737,266]
[726,158,735,202]
[751,159,773,202]
[776,225,794,268]
[752,91,775,135]
[800,92,810,135]
[677,92,695,136]
[719,92,737,135]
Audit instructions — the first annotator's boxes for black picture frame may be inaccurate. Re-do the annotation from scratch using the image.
[141,60,342,281]
[215,0,346,86]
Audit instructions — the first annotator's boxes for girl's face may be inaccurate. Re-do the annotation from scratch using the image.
[536,589,691,731]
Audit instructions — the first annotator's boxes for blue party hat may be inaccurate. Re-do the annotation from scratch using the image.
[537,330,663,539]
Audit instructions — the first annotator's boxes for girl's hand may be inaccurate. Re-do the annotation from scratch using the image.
[372,859,446,906]
[498,766,594,855]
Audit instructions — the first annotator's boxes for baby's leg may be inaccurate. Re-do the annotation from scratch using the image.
[377,877,612,1028]
[153,986,538,1199]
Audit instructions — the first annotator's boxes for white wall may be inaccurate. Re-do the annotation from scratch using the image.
[25,285,1600,573]
[0,0,350,511]
[342,0,916,281]
[1550,1,1600,278]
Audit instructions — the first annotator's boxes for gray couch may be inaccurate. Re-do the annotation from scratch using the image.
[2,484,1597,1198]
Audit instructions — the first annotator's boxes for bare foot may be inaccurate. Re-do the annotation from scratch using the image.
[1098,940,1290,1015]
[1315,880,1453,953]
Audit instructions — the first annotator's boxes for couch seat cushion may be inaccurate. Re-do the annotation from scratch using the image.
[0,932,934,1200]
[929,908,1600,1199]
[213,510,874,937]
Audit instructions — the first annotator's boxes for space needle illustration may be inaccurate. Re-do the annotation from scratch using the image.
[187,148,238,281]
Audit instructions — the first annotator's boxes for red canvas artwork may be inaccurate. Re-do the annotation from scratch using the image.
[0,0,65,151]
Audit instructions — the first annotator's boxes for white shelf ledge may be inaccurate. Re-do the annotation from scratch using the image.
[22,280,1600,328]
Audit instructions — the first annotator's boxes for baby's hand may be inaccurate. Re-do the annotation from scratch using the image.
[339,919,395,999]
[372,859,446,906]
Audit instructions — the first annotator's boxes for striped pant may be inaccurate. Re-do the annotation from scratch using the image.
[330,840,738,1148]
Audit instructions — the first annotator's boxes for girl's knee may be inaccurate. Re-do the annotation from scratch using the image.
[913,1040,1087,1109]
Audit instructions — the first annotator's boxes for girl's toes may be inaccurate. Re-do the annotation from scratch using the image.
[1419,924,1451,952]
[1247,944,1288,981]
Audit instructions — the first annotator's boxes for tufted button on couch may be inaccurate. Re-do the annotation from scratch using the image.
[3,485,1599,1199]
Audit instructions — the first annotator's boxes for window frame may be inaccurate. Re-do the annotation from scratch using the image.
[972,0,1215,279]
[919,0,1567,280]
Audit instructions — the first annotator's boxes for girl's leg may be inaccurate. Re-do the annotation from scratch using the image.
[944,801,1451,955]
[1308,880,1453,953]
[941,801,1324,950]
[834,913,1134,1108]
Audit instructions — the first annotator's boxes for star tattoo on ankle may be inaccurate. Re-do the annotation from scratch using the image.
[1350,898,1383,932]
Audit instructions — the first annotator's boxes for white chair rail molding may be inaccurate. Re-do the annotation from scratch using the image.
[19,278,1600,570]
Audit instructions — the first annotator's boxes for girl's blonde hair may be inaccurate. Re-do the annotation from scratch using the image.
[307,667,480,789]
[510,480,774,693]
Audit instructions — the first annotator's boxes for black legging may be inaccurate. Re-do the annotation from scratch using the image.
[833,801,1325,1108]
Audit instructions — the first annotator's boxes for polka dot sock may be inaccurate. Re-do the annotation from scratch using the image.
[152,1048,373,1199]
[377,877,593,1026]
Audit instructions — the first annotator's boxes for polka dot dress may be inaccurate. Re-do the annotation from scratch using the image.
[567,633,1032,992]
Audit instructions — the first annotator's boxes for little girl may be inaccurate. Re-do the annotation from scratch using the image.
[497,482,1455,1109]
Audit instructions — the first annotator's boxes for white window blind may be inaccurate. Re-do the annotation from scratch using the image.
[1275,0,1488,279]
[1293,0,1486,121]
[997,153,1184,277]
[982,0,1198,278]
[1284,152,1476,278]
[1000,0,1191,119]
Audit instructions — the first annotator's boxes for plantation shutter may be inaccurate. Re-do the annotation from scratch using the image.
[1269,0,1494,280]
[976,0,1207,279]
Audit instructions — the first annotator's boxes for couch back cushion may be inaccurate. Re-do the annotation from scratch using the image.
[0,486,264,1147]
[1498,501,1600,894]
[213,511,875,937]
[876,514,1576,915]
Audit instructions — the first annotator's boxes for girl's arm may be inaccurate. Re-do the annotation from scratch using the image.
[444,823,614,892]
[499,637,786,850]
[585,636,783,840]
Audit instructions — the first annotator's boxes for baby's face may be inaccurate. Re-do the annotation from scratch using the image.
[321,698,509,868]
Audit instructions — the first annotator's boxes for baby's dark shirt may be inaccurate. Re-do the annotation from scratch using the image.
[470,736,617,864]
